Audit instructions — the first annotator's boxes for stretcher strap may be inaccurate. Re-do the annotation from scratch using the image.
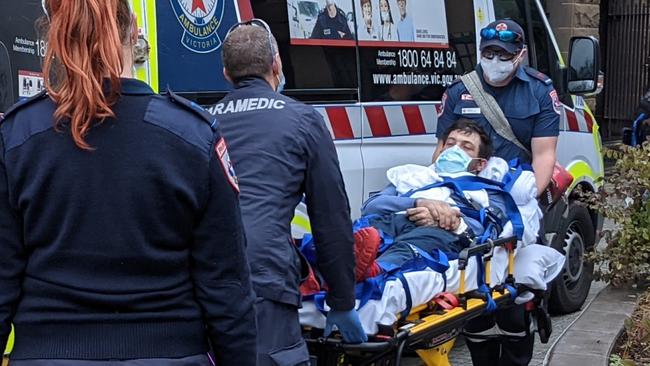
[313,291,328,314]
[433,292,460,310]
[474,241,497,313]
[394,272,413,319]
[503,158,533,193]
[450,176,524,240]
[505,284,518,301]
[402,177,524,240]
[353,276,387,309]
[478,284,498,313]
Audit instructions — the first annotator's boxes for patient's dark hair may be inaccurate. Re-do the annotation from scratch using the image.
[441,119,493,159]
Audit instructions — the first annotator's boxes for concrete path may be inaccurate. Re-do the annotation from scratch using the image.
[545,285,640,366]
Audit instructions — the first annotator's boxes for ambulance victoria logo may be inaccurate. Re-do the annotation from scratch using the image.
[170,0,224,53]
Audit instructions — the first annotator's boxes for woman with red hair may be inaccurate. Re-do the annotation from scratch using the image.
[0,1,256,365]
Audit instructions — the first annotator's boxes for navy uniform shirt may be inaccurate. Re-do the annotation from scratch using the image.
[210,77,355,311]
[310,7,353,40]
[437,65,561,163]
[0,79,256,364]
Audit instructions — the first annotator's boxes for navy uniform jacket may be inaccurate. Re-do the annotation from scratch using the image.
[0,79,256,364]
[438,65,561,163]
[311,7,353,40]
[210,77,355,311]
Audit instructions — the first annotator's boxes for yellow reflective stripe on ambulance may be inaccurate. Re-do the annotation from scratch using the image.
[566,161,597,190]
[131,0,159,92]
[292,213,312,234]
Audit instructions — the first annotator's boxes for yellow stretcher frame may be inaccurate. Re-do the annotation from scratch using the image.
[304,236,518,366]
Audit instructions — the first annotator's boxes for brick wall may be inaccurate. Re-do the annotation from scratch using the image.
[547,0,602,111]
[547,0,601,60]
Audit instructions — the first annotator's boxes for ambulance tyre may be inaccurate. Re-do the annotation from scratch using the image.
[548,202,595,315]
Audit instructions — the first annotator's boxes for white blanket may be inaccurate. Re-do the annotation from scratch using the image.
[299,245,564,334]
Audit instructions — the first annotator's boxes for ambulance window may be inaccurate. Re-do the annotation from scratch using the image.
[357,0,477,102]
[529,2,567,90]
[251,0,359,102]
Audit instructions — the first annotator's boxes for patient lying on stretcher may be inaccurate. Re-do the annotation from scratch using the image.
[303,119,546,285]
[299,119,564,334]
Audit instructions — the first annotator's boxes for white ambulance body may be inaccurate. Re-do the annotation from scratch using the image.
[0,0,603,328]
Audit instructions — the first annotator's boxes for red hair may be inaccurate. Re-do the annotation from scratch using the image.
[43,0,132,150]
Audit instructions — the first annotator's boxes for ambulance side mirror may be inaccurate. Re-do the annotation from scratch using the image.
[566,36,600,95]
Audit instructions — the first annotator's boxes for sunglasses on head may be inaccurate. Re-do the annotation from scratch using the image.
[480,27,522,43]
[226,18,276,58]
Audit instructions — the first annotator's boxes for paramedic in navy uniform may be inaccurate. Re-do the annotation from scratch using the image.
[211,20,366,366]
[0,0,256,365]
[435,19,561,366]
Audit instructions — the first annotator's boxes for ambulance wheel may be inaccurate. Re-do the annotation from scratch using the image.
[548,203,595,314]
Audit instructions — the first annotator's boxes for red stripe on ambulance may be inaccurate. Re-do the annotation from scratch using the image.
[584,112,594,133]
[326,107,355,139]
[566,110,580,132]
[236,0,254,20]
[401,105,427,134]
[364,106,392,137]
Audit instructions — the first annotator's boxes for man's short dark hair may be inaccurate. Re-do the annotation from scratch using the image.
[222,26,278,82]
[441,119,493,159]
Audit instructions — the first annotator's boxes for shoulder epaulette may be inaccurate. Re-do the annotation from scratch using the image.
[1,90,48,122]
[524,67,553,85]
[166,88,218,131]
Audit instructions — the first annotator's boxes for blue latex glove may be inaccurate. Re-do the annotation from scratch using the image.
[324,309,368,343]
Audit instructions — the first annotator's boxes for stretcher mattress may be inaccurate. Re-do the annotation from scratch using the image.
[299,244,564,335]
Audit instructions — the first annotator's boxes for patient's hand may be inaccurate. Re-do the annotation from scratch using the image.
[406,206,437,227]
[411,199,461,231]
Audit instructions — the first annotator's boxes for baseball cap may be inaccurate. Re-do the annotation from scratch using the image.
[479,19,525,54]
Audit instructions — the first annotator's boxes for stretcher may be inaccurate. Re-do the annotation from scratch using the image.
[302,236,520,366]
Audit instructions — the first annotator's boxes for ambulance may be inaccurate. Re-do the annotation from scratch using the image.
[0,1,602,347]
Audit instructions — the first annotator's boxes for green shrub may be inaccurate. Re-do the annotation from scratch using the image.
[580,143,650,287]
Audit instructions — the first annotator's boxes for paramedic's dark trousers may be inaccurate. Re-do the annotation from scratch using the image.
[9,355,212,366]
[256,297,310,366]
[463,304,534,366]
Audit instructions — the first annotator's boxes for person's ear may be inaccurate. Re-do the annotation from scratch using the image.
[272,53,282,76]
[223,68,233,84]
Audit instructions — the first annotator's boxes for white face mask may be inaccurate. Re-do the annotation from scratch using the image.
[481,51,522,84]
[481,57,516,84]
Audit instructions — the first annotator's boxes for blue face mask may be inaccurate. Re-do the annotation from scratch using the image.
[435,145,473,174]
[276,72,286,93]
